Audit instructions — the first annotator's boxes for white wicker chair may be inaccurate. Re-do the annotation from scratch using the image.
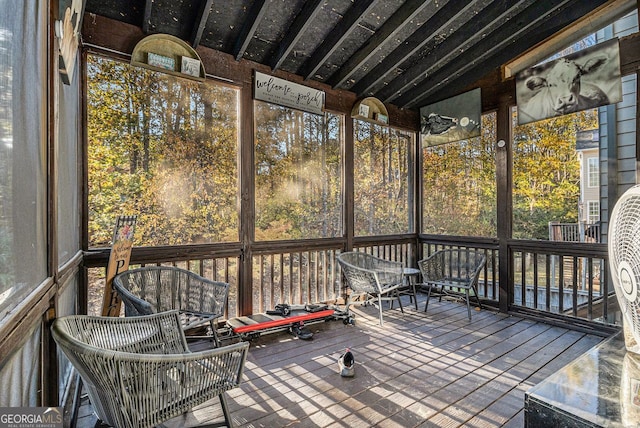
[337,252,405,326]
[113,266,229,345]
[51,311,249,428]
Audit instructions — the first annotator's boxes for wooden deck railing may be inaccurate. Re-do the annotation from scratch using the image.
[417,235,616,334]
[419,235,500,303]
[508,240,615,332]
[251,241,344,314]
[85,234,618,334]
[250,235,417,313]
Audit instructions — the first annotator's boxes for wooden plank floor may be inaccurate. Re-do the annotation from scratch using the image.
[74,294,605,427]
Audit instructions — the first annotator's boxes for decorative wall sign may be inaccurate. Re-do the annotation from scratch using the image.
[374,113,389,124]
[148,52,175,70]
[254,71,325,115]
[516,38,622,125]
[101,215,137,317]
[131,34,206,81]
[56,0,85,85]
[181,56,201,77]
[420,88,481,146]
[358,103,370,118]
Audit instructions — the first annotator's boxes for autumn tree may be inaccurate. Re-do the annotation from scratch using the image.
[87,55,239,247]
[254,101,343,240]
[353,121,411,236]
[512,109,598,239]
[422,113,497,237]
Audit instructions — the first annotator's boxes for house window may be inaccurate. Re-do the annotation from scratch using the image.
[587,201,600,224]
[254,101,343,240]
[587,157,599,187]
[86,55,240,247]
[354,121,413,236]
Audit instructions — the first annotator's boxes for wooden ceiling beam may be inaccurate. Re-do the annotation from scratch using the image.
[191,0,214,48]
[326,0,429,89]
[375,0,533,104]
[350,0,486,97]
[270,0,324,71]
[233,0,268,61]
[398,0,609,109]
[142,0,153,34]
[299,0,378,81]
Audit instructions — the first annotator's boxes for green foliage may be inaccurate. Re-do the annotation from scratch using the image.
[512,109,597,239]
[87,55,239,247]
[354,122,412,235]
[88,56,598,247]
[422,108,597,240]
[422,113,497,237]
[254,102,343,240]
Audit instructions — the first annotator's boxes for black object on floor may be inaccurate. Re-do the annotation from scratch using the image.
[290,323,313,340]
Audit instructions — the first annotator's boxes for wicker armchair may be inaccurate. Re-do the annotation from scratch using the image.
[417,249,486,320]
[113,266,229,345]
[51,311,249,428]
[337,252,405,326]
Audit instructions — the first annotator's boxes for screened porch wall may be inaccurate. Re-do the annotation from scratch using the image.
[1,1,638,413]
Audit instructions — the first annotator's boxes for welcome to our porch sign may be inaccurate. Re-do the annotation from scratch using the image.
[254,71,325,115]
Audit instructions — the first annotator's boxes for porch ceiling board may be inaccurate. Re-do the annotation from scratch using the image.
[348,0,493,97]
[374,0,535,104]
[298,0,380,81]
[83,0,622,112]
[326,0,431,89]
[396,0,611,109]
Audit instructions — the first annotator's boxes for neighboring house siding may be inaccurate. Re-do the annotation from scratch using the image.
[598,10,638,244]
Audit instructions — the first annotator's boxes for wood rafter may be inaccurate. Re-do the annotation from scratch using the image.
[271,0,324,71]
[191,0,214,48]
[375,0,533,104]
[299,0,379,81]
[327,0,429,89]
[142,0,153,34]
[350,0,488,97]
[398,0,608,109]
[233,0,268,61]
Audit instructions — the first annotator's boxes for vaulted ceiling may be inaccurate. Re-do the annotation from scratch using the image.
[84,0,621,111]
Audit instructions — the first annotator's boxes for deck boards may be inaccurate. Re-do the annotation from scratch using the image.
[74,294,607,427]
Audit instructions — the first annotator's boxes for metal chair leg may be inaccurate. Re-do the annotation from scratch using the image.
[465,290,472,320]
[424,284,433,313]
[396,290,404,314]
[219,393,234,428]
[210,320,220,347]
[472,284,482,310]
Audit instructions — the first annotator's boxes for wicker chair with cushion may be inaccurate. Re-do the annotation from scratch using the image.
[337,251,405,326]
[113,266,229,345]
[51,310,249,428]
